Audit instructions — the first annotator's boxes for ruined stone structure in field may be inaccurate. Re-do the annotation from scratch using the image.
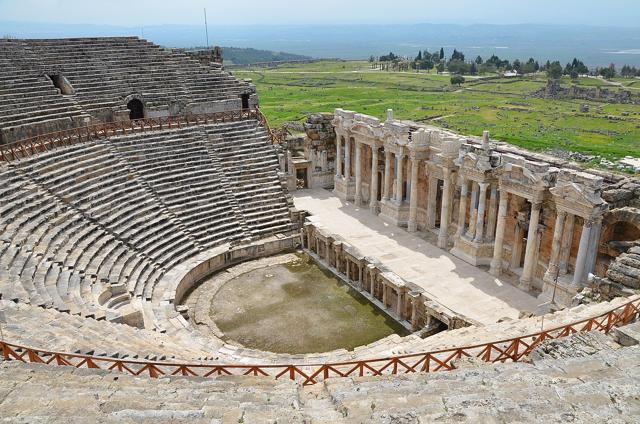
[537,79,640,104]
[0,37,639,422]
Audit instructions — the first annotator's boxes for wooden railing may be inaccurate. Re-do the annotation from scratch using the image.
[1,296,638,385]
[0,109,270,163]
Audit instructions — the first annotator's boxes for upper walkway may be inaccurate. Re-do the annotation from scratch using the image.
[293,188,541,324]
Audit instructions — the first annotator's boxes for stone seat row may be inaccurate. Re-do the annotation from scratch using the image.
[1,119,293,334]
[108,128,249,248]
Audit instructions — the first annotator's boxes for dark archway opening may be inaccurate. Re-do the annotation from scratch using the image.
[47,74,75,95]
[127,99,144,120]
[241,93,250,110]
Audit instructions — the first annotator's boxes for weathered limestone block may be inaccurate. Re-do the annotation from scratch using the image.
[304,113,336,141]
[606,269,640,288]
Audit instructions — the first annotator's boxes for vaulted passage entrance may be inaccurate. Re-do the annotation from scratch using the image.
[127,99,144,120]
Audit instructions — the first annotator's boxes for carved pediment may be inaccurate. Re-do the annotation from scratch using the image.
[550,182,605,208]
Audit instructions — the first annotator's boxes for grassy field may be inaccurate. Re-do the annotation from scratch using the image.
[235,61,640,161]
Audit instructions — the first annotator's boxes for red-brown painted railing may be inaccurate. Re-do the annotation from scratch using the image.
[0,109,269,163]
[1,297,638,385]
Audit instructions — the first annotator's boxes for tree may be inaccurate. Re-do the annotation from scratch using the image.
[469,62,478,75]
[451,49,465,61]
[475,55,483,65]
[546,61,563,80]
[450,75,465,86]
[369,55,375,63]
[570,69,579,80]
[599,64,616,79]
[379,52,398,62]
[439,47,445,60]
[415,50,422,61]
[436,62,445,73]
[447,59,469,75]
[512,59,522,74]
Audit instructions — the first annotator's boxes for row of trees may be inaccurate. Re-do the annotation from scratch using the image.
[370,48,640,80]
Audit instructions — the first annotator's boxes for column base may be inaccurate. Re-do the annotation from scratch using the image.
[437,233,449,249]
[451,236,494,266]
[407,220,417,232]
[333,175,356,202]
[489,258,503,277]
[378,199,410,228]
[518,277,532,292]
[540,273,581,307]
[369,201,379,215]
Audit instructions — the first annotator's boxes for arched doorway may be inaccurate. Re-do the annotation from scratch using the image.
[240,93,250,110]
[127,99,144,120]
[597,209,640,275]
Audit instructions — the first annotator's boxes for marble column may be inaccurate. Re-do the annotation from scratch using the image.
[336,135,342,177]
[407,156,420,232]
[344,137,351,179]
[437,169,452,249]
[474,182,489,243]
[559,214,575,275]
[370,146,379,213]
[358,264,363,290]
[585,218,602,278]
[456,177,469,237]
[467,182,479,238]
[354,142,362,205]
[382,283,387,307]
[345,259,350,283]
[519,201,542,290]
[383,150,392,201]
[490,190,509,276]
[426,176,438,229]
[325,240,330,262]
[545,210,567,280]
[335,248,341,273]
[572,218,594,286]
[395,154,405,204]
[410,295,419,330]
[396,289,403,318]
[486,184,498,241]
[369,269,375,297]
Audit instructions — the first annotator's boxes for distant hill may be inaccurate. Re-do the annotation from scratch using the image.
[2,21,640,66]
[220,47,311,65]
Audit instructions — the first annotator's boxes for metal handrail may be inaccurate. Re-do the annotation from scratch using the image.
[0,109,272,162]
[1,296,638,385]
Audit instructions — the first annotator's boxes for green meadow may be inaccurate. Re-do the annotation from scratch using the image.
[235,61,640,161]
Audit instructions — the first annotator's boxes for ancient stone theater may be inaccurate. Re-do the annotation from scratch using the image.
[0,37,639,422]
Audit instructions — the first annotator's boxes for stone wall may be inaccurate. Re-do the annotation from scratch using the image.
[326,108,639,306]
[301,221,475,331]
[536,79,640,104]
[285,113,336,190]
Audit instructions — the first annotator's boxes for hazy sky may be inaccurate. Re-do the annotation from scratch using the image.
[1,0,639,27]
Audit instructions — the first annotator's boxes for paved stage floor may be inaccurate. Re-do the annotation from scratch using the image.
[293,188,541,324]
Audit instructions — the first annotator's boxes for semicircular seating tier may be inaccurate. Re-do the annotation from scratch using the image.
[0,119,293,330]
[0,37,255,144]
